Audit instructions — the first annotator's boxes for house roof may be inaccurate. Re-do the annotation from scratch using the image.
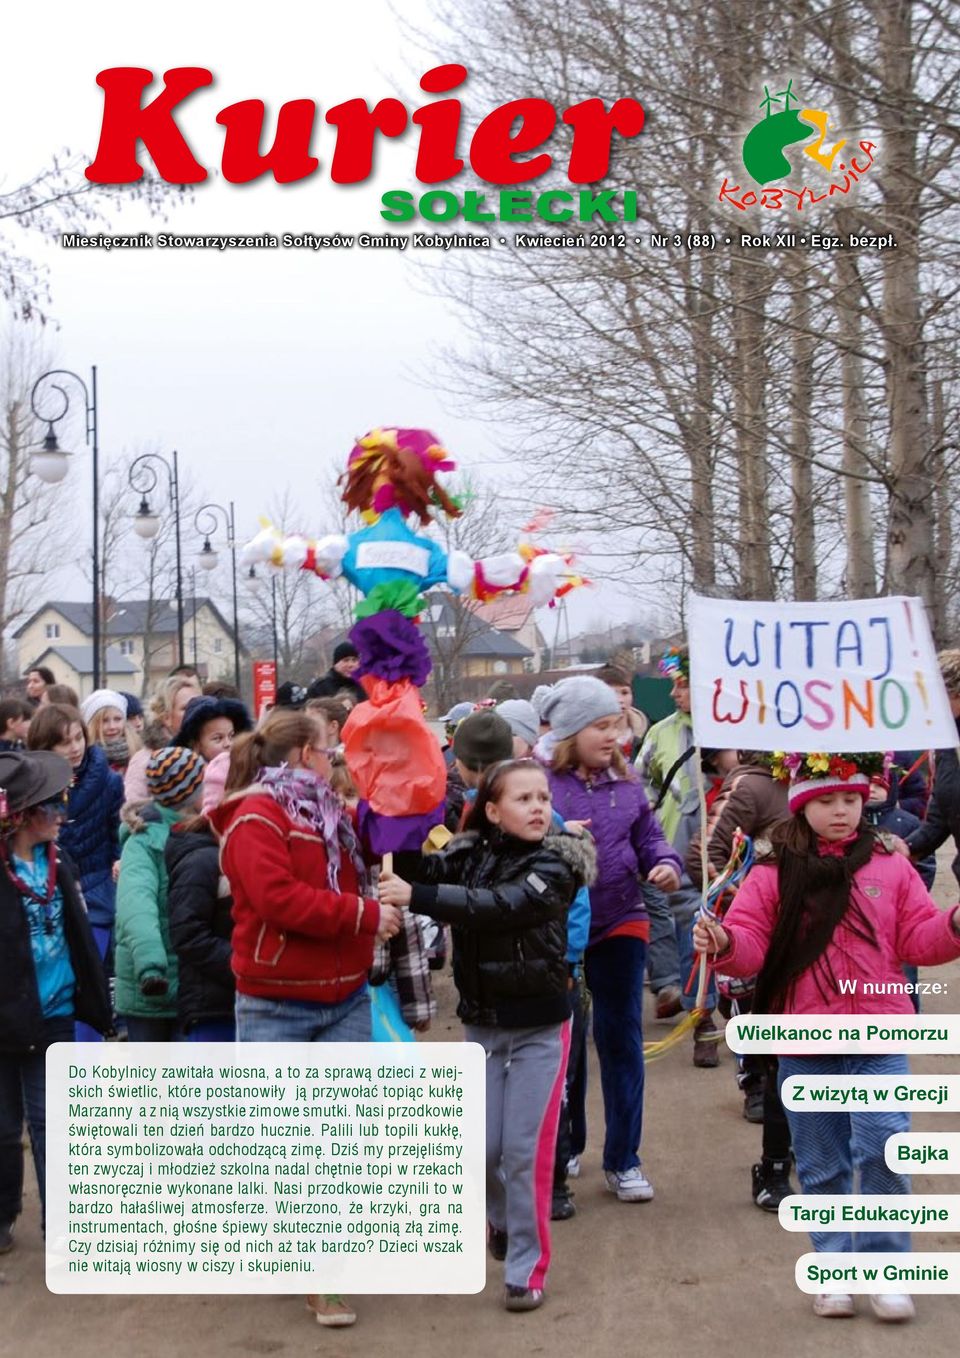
[14,597,239,644]
[32,645,138,676]
[422,595,533,659]
[473,597,537,631]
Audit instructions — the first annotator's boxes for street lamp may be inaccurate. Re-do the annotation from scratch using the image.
[128,451,185,667]
[195,501,241,689]
[248,564,279,672]
[29,367,102,688]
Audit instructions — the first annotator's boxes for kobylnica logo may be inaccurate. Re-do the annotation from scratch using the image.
[719,79,877,213]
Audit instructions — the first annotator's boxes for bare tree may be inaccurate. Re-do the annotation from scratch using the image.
[0,324,70,655]
[0,153,181,324]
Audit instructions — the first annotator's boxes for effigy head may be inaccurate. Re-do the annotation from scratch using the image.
[341,427,460,525]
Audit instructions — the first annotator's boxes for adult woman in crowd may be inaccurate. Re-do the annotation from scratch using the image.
[124,675,201,802]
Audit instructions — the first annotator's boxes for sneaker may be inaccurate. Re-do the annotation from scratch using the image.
[870,1294,915,1322]
[566,1155,581,1179]
[306,1294,357,1327]
[504,1285,543,1312]
[551,1187,576,1220]
[0,1221,13,1254]
[604,1168,654,1202]
[751,1159,793,1212]
[742,1089,765,1123]
[488,1225,508,1261]
[813,1293,856,1318]
[655,985,683,1019]
[693,1015,720,1067]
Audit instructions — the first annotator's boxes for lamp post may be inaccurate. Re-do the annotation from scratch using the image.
[248,565,279,672]
[29,367,102,688]
[189,567,199,664]
[128,451,185,667]
[196,501,241,689]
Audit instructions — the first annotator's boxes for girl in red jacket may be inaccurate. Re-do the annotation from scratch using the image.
[208,708,401,1330]
[695,751,960,1325]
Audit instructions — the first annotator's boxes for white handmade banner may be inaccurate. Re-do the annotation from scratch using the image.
[688,594,956,753]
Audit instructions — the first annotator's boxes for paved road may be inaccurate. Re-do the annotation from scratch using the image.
[7,866,960,1357]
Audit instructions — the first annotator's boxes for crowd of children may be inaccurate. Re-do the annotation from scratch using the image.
[1,647,959,1328]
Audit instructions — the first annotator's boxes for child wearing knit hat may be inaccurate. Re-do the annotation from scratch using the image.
[694,750,960,1324]
[544,676,681,1204]
[164,749,236,1042]
[114,746,206,1042]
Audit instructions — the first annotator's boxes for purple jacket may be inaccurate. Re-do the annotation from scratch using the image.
[548,767,682,946]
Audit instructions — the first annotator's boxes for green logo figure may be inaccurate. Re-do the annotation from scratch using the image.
[742,80,846,186]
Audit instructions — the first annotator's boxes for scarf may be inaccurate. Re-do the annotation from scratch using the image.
[754,826,877,1012]
[255,764,368,894]
[102,736,131,770]
[1,840,58,933]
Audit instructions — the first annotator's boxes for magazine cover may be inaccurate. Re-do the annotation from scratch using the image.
[3,2,959,1354]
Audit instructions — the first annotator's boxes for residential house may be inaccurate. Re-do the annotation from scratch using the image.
[472,596,546,671]
[15,597,244,699]
[421,593,533,710]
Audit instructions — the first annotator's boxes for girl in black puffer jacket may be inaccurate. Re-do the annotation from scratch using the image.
[164,751,235,1041]
[379,759,595,1315]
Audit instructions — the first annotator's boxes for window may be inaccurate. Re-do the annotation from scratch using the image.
[119,639,135,657]
[213,638,223,654]
[45,622,60,639]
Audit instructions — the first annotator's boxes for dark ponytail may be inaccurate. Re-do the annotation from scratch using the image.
[753,817,879,1012]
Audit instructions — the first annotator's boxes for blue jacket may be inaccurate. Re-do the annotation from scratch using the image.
[551,809,590,965]
[864,795,936,890]
[59,743,124,928]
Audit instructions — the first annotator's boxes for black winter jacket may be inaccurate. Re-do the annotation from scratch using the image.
[165,824,235,1031]
[305,668,367,705]
[907,723,960,886]
[410,829,596,1029]
[59,744,124,928]
[0,849,111,1052]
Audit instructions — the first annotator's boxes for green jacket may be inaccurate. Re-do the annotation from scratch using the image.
[636,710,695,847]
[114,803,181,1018]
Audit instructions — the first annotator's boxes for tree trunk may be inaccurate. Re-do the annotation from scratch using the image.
[877,0,934,607]
[788,264,816,599]
[730,252,775,598]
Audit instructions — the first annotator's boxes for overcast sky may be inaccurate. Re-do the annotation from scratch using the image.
[3,0,645,636]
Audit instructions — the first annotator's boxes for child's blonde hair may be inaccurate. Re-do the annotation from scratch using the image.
[551,734,628,778]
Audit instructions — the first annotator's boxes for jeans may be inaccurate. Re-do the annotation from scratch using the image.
[672,881,717,1012]
[642,882,679,993]
[778,1053,911,1253]
[235,986,371,1043]
[584,935,647,1173]
[123,1015,183,1043]
[187,1020,236,1042]
[0,1017,74,1230]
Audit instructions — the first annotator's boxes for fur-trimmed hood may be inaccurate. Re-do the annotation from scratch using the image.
[441,827,597,888]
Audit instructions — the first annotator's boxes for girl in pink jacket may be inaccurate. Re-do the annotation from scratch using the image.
[694,752,960,1326]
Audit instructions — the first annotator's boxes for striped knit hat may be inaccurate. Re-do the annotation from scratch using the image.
[146,746,206,808]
